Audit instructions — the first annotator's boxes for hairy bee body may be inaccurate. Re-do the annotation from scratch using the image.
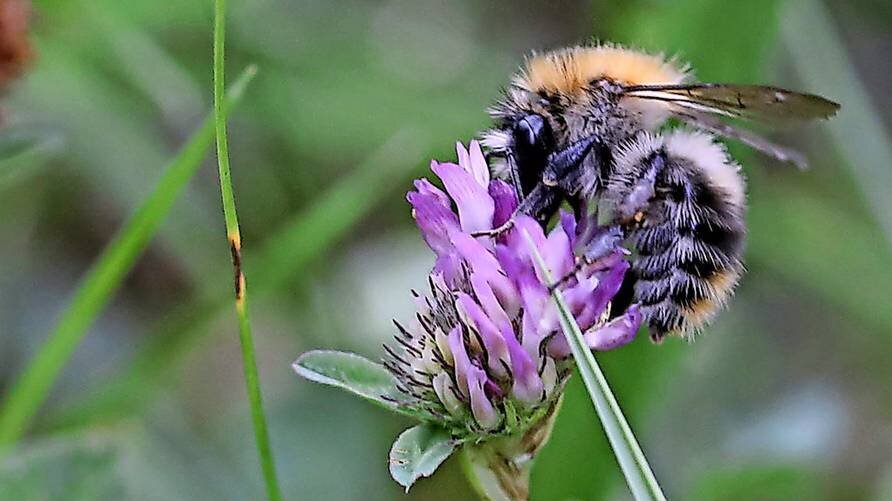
[480,44,837,340]
[608,131,746,339]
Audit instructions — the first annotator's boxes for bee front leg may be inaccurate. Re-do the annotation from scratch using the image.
[542,135,599,192]
[505,151,525,202]
[476,135,598,239]
[471,182,561,238]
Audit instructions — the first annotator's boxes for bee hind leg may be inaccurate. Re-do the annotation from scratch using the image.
[551,151,666,293]
[549,225,625,291]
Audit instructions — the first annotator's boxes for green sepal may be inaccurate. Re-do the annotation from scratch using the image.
[388,424,455,492]
[293,350,407,411]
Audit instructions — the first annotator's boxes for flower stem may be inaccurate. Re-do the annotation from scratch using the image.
[461,397,562,501]
[524,232,666,501]
[461,446,525,501]
[213,1,281,500]
[0,67,255,450]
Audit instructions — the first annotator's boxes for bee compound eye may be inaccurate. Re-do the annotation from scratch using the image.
[513,114,549,149]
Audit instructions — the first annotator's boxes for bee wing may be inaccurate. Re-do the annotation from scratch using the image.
[623,83,840,125]
[623,83,839,168]
[672,110,809,169]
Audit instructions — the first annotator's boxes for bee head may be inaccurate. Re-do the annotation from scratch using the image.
[482,44,688,165]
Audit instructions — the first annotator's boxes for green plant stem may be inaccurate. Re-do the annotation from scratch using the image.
[44,129,425,432]
[0,67,256,449]
[524,232,665,501]
[213,1,281,500]
[460,398,563,501]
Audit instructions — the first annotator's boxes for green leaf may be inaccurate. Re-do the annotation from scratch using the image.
[523,232,666,501]
[388,424,455,492]
[293,350,405,412]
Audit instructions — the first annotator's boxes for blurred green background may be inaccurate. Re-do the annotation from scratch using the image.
[1,0,891,499]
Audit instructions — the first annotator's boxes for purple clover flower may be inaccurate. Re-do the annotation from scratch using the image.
[388,141,642,436]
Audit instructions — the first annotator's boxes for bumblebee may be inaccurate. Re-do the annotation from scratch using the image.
[480,44,839,341]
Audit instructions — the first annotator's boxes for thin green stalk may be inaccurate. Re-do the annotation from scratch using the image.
[524,232,665,501]
[460,398,564,501]
[460,450,492,500]
[213,1,281,500]
[0,67,257,449]
[44,129,426,432]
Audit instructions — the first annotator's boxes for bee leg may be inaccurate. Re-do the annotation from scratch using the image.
[542,135,599,191]
[551,152,664,291]
[475,135,598,239]
[613,151,665,224]
[521,182,563,227]
[579,224,626,263]
[569,196,589,222]
[471,219,514,238]
[548,271,576,292]
[607,151,668,319]
[471,182,562,238]
[505,151,526,201]
[549,225,625,291]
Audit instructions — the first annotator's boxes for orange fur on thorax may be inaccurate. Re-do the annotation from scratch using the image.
[521,45,687,94]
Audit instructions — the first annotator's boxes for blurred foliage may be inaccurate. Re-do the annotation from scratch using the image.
[688,464,841,500]
[0,66,256,446]
[1,0,890,500]
[0,433,125,499]
[0,125,63,189]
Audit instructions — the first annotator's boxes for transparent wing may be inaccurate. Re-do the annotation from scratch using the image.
[623,83,840,125]
[623,83,839,168]
[673,110,809,169]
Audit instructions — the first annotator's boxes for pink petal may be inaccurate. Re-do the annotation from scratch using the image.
[451,232,515,302]
[446,327,499,429]
[585,305,642,350]
[432,161,494,233]
[413,178,450,207]
[504,329,543,405]
[407,190,460,256]
[544,225,574,280]
[467,141,490,187]
[489,179,518,228]
[469,272,517,327]
[455,293,510,378]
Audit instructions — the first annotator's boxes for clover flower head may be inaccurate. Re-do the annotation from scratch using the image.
[387,141,642,438]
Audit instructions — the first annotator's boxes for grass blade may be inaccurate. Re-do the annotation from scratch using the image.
[523,232,666,501]
[0,67,257,448]
[44,129,426,431]
[212,1,281,500]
